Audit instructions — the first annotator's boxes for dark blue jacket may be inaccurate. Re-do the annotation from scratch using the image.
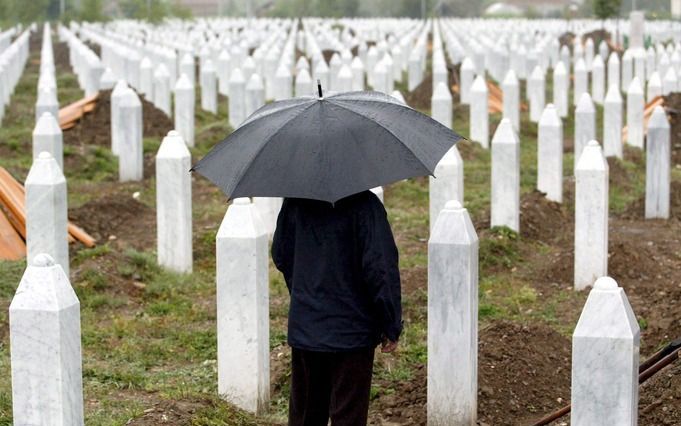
[272,191,402,352]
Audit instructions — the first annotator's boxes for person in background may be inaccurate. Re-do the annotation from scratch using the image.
[272,190,402,426]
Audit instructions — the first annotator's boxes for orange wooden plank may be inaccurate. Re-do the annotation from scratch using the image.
[0,207,25,260]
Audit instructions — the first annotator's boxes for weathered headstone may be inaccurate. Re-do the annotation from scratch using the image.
[553,61,569,118]
[118,89,143,181]
[216,198,269,414]
[537,104,563,203]
[572,276,639,425]
[156,130,192,273]
[25,152,69,276]
[229,68,246,129]
[528,65,545,123]
[574,58,588,106]
[460,57,475,105]
[427,200,478,426]
[626,77,644,149]
[431,82,452,129]
[201,59,218,114]
[245,73,265,117]
[491,119,519,231]
[174,74,195,148]
[575,93,596,171]
[154,64,172,117]
[607,52,620,92]
[502,69,520,132]
[9,254,84,426]
[429,146,464,232]
[574,141,608,290]
[470,76,489,148]
[35,87,58,122]
[32,112,63,170]
[645,106,670,219]
[603,84,623,159]
[592,54,605,104]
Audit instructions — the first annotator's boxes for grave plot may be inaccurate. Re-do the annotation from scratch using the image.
[0,13,681,426]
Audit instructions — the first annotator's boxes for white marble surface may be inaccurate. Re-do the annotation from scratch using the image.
[537,104,563,203]
[154,63,171,117]
[295,68,313,97]
[622,50,633,92]
[604,84,623,159]
[274,64,292,100]
[574,58,588,106]
[627,77,644,149]
[553,61,569,118]
[174,74,195,147]
[370,186,384,204]
[200,59,217,114]
[351,56,365,91]
[470,75,489,148]
[572,276,639,426]
[118,89,143,181]
[180,53,196,91]
[607,52,620,92]
[502,69,520,132]
[217,50,230,96]
[337,64,353,93]
[645,106,671,219]
[647,71,662,102]
[574,141,609,290]
[491,119,519,231]
[229,68,246,128]
[252,197,282,237]
[575,92,596,172]
[35,86,59,123]
[32,112,63,170]
[663,67,677,95]
[431,82,452,129]
[428,200,478,426]
[528,66,545,123]
[156,131,193,273]
[139,57,153,98]
[216,198,269,414]
[592,54,605,104]
[246,73,265,118]
[110,80,128,156]
[9,254,84,426]
[429,146,464,232]
[25,152,69,276]
[407,49,423,92]
[460,57,475,105]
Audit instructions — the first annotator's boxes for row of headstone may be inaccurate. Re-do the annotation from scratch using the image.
[0,27,30,125]
[58,26,103,97]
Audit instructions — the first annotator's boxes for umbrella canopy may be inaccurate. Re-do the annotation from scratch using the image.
[192,90,462,203]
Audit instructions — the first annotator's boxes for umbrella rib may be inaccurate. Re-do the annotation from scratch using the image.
[230,101,320,194]
[326,101,434,175]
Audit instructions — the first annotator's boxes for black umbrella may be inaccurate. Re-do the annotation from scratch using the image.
[191,86,462,203]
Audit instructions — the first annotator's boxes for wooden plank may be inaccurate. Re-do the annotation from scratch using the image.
[0,207,25,260]
[58,93,99,129]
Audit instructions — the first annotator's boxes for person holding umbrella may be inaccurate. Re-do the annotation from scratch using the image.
[192,84,461,425]
[271,189,401,426]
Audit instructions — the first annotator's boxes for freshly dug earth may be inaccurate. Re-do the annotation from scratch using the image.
[369,322,572,426]
[68,192,155,250]
[62,89,174,149]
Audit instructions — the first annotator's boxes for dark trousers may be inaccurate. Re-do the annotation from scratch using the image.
[288,347,375,426]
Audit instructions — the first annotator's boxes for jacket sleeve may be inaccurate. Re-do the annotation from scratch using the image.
[360,196,403,342]
[272,199,294,292]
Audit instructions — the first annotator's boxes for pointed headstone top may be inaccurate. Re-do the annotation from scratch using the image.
[648,105,669,130]
[576,92,595,112]
[491,118,517,145]
[605,84,622,102]
[539,104,561,127]
[471,75,487,93]
[576,140,608,172]
[432,82,452,100]
[628,76,643,94]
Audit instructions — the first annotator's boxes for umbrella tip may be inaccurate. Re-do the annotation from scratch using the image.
[317,79,323,98]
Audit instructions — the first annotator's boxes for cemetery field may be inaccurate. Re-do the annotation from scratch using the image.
[1,30,681,426]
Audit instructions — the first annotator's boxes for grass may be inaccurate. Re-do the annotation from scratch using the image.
[0,32,673,425]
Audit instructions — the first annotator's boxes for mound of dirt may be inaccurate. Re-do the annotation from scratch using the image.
[405,72,433,112]
[68,193,155,250]
[322,49,339,64]
[622,181,681,221]
[369,322,573,426]
[520,190,571,244]
[558,32,576,48]
[62,89,174,150]
[640,361,681,425]
[582,29,611,48]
